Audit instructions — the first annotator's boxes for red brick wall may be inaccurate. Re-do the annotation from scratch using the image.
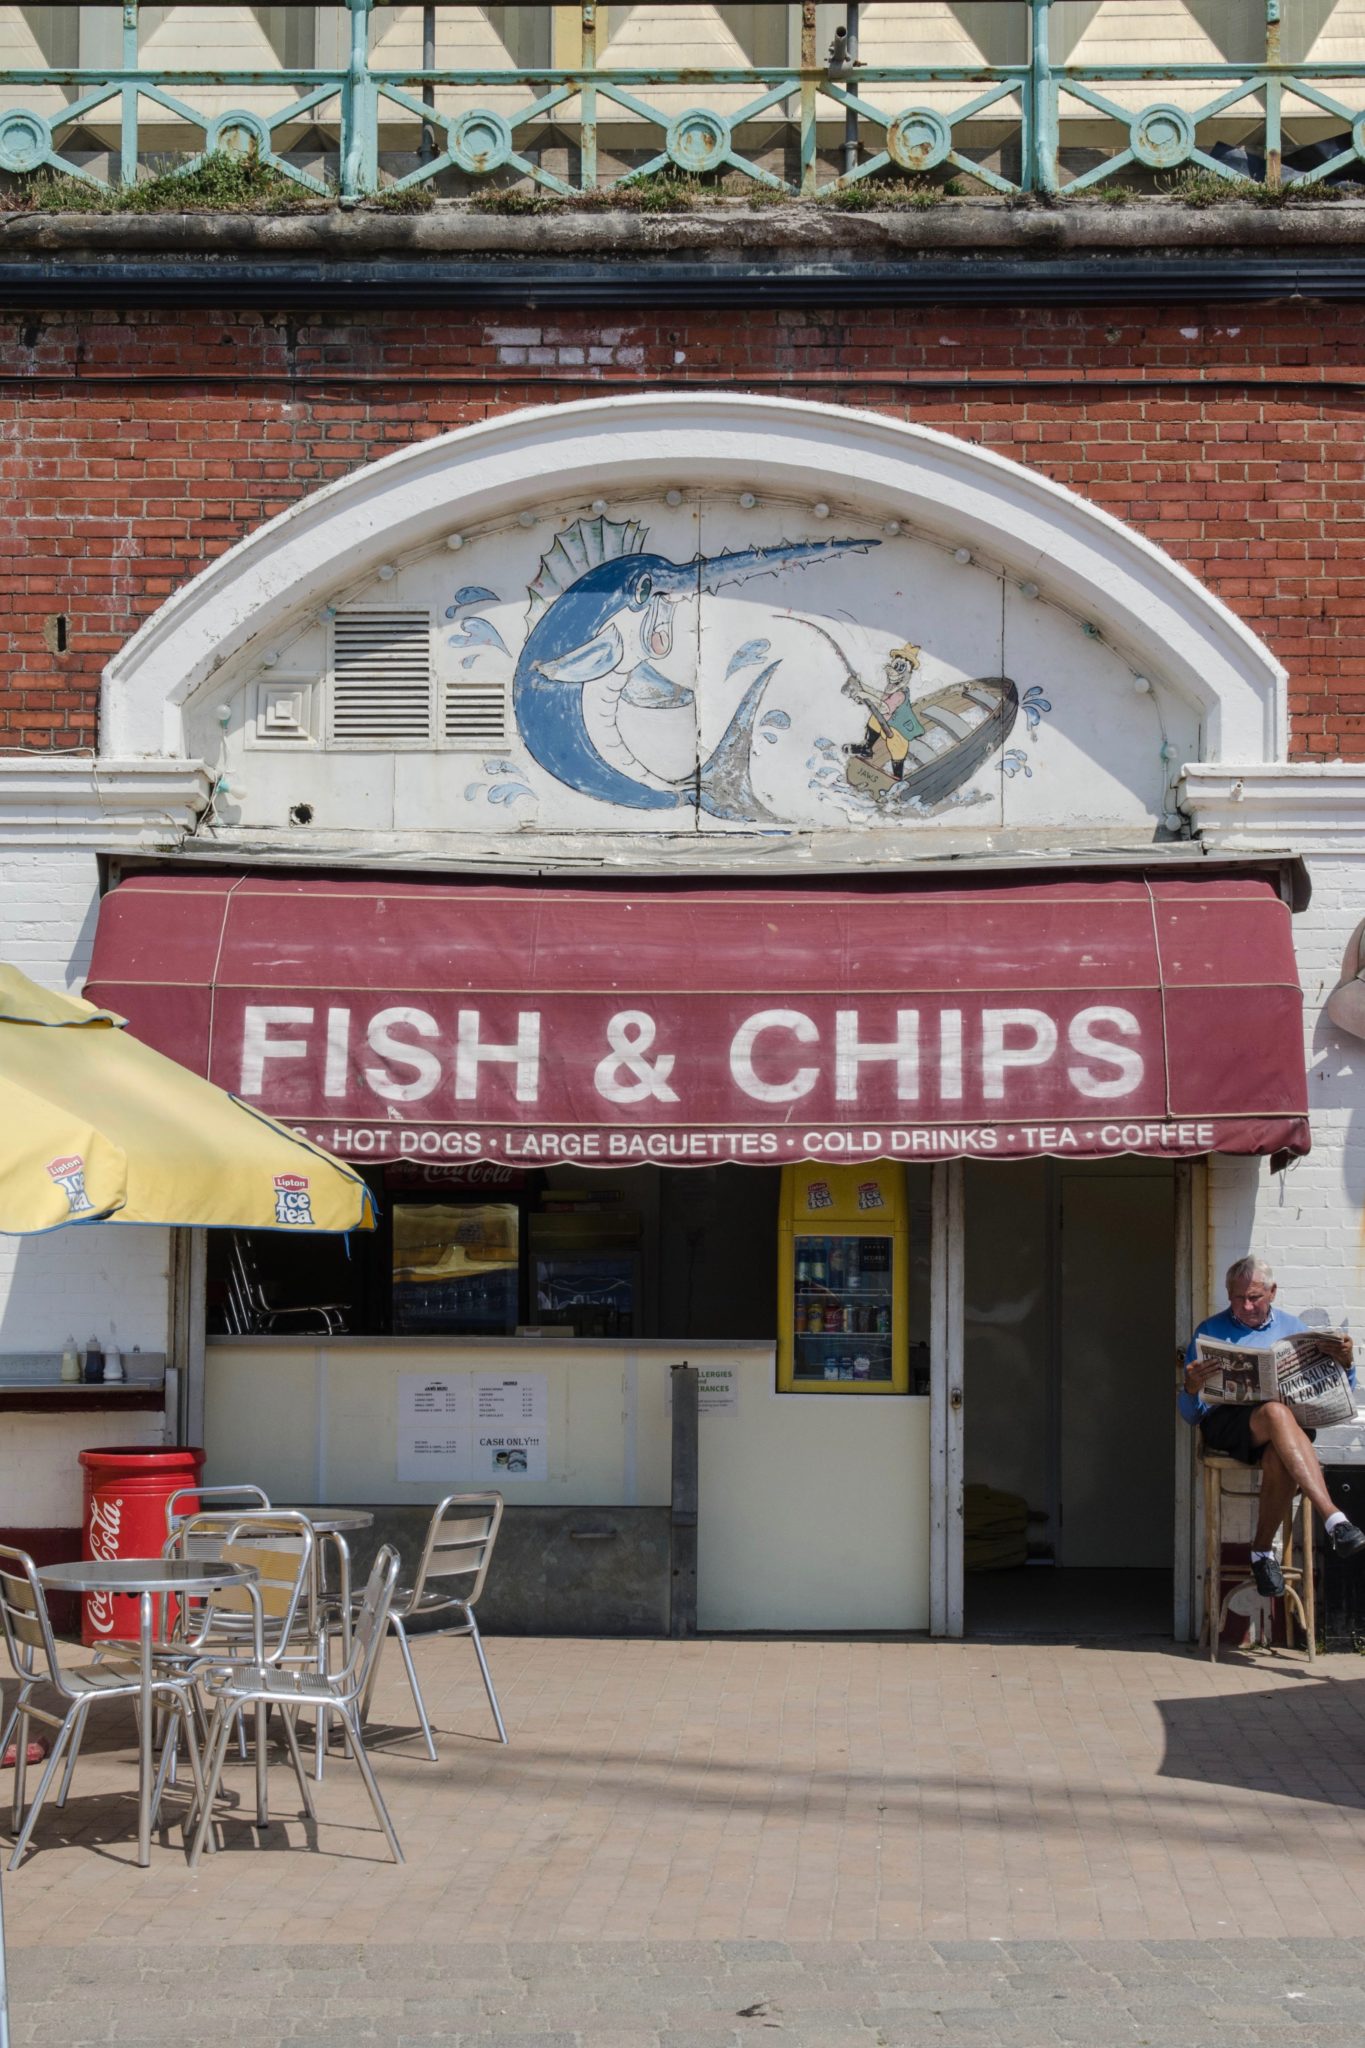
[1,299,1359,757]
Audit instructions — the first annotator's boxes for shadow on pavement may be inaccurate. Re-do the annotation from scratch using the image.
[1158,1672,1365,1809]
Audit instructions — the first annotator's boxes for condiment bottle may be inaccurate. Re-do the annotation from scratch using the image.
[103,1334,124,1383]
[59,1336,80,1384]
[83,1334,104,1384]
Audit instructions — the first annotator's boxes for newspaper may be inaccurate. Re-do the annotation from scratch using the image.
[1194,1329,1357,1429]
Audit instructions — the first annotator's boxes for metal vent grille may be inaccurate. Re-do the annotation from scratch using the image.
[329,611,433,745]
[444,677,510,749]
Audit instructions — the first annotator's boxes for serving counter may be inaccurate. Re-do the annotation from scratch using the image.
[205,1336,930,1632]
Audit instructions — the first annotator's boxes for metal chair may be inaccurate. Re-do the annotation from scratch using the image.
[188,1544,403,1867]
[223,1236,349,1336]
[165,1512,324,1822]
[363,1493,507,1757]
[0,1545,205,1868]
[165,1483,269,1537]
[165,1512,317,1670]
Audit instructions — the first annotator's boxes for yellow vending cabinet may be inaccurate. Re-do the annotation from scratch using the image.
[778,1162,910,1393]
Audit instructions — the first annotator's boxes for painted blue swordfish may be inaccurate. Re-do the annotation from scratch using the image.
[512,517,879,817]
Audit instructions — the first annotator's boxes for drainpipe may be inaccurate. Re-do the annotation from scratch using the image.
[120,1,139,189]
[420,3,436,163]
[842,3,860,180]
[581,3,598,195]
[799,0,817,195]
[1265,0,1282,192]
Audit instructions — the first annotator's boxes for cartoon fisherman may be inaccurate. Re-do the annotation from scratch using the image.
[842,642,926,784]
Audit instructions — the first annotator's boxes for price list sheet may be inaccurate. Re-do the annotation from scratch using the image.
[395,1374,468,1482]
[471,1372,549,1481]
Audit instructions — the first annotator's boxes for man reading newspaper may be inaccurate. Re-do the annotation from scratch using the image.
[1182,1255,1365,1598]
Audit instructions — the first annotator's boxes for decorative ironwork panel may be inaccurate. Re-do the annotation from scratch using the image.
[2,3,1365,200]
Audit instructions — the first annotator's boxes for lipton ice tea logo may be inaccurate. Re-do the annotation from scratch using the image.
[806,1180,834,1210]
[274,1173,315,1226]
[857,1181,885,1211]
[46,1154,93,1215]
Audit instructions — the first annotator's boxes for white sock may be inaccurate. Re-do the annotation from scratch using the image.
[1325,1511,1348,1534]
[1251,1548,1275,1561]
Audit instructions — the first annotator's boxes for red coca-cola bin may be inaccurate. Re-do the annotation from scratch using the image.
[78,1445,204,1646]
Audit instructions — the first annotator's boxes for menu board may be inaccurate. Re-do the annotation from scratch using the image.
[394,1370,548,1482]
[469,1372,549,1481]
[395,1374,467,1483]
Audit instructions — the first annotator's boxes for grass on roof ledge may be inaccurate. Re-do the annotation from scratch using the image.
[3,154,1364,216]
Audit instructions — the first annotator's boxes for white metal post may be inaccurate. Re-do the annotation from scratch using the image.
[930,1159,965,1638]
[170,1227,208,1448]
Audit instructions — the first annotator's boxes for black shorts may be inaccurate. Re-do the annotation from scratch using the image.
[1199,1403,1316,1465]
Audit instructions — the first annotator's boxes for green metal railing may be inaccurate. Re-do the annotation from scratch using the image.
[0,0,1362,202]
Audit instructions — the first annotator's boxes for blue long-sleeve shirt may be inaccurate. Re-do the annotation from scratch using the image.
[1180,1307,1357,1423]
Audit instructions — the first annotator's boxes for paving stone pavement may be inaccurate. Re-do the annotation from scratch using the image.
[5,1636,1365,2046]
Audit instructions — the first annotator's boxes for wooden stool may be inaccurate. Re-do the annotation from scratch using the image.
[1200,1448,1316,1662]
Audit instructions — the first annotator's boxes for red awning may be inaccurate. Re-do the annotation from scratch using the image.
[84,870,1310,1167]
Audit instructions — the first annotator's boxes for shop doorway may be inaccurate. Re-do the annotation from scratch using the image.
[962,1157,1176,1641]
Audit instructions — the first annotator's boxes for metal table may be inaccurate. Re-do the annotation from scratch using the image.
[38,1557,259,1867]
[275,1507,374,1534]
[274,1507,373,1639]
[273,1509,374,1773]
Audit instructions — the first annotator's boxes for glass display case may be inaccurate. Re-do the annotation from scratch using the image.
[777,1163,910,1392]
[391,1201,520,1335]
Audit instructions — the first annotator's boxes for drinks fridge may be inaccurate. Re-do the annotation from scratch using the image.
[777,1162,909,1393]
[391,1202,520,1334]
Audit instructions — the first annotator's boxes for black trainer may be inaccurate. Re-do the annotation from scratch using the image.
[1329,1520,1365,1560]
[1252,1554,1286,1598]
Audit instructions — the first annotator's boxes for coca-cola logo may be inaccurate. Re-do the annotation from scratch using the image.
[383,1160,525,1190]
[86,1494,122,1635]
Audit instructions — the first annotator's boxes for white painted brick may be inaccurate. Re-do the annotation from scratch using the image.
[0,1410,166,1529]
[1207,851,1365,1329]
[0,1227,170,1355]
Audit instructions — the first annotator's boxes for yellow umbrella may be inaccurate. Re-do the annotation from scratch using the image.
[0,964,375,1235]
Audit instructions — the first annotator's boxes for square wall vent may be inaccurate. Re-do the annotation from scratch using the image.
[329,610,434,747]
[444,676,511,750]
[249,676,318,747]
